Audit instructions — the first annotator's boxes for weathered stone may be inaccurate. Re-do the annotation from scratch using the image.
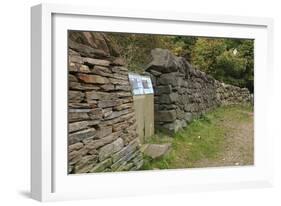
[86,91,116,101]
[99,112,134,127]
[69,74,78,82]
[99,138,124,161]
[111,66,128,73]
[111,57,126,66]
[102,108,113,118]
[155,110,177,122]
[91,65,113,77]
[143,143,171,159]
[115,92,132,98]
[83,57,111,66]
[111,150,140,171]
[104,109,131,120]
[112,121,128,132]
[156,85,172,95]
[85,131,122,151]
[159,93,178,104]
[69,108,92,113]
[90,158,112,173]
[158,72,179,86]
[69,121,88,133]
[78,32,112,55]
[112,73,128,80]
[158,104,177,110]
[68,165,74,173]
[69,142,84,152]
[109,78,128,85]
[98,100,121,108]
[69,55,83,64]
[78,65,91,73]
[176,108,185,119]
[180,120,187,128]
[69,103,91,109]
[69,128,96,145]
[88,120,101,126]
[69,62,80,72]
[69,81,100,91]
[69,39,109,58]
[74,155,98,173]
[69,150,80,160]
[96,126,113,139]
[115,85,131,91]
[149,69,162,76]
[78,73,110,84]
[132,153,144,169]
[112,139,139,163]
[116,162,134,171]
[68,150,82,165]
[69,91,84,103]
[100,84,115,91]
[114,103,133,111]
[119,97,133,104]
[146,49,178,73]
[162,120,183,133]
[184,112,193,123]
[124,122,137,134]
[88,108,103,120]
[69,112,89,122]
[184,104,194,112]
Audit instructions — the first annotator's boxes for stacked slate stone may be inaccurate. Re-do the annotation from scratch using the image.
[215,81,251,105]
[68,31,143,174]
[146,48,251,134]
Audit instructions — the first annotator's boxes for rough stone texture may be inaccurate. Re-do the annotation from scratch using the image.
[142,143,171,159]
[68,31,143,174]
[146,48,251,133]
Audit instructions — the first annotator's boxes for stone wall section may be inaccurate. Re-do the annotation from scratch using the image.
[68,31,143,174]
[146,48,251,133]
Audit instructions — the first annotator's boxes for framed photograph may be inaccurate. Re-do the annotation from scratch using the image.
[31,3,274,202]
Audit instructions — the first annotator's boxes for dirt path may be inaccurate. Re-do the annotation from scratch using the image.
[192,111,254,168]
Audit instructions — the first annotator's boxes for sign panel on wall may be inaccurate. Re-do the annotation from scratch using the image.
[141,76,154,94]
[128,73,154,95]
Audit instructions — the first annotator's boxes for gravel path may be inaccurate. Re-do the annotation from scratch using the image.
[192,111,254,168]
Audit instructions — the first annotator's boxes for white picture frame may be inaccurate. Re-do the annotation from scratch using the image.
[31,3,274,202]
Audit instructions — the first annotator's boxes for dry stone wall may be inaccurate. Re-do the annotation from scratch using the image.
[146,48,251,133]
[68,31,143,174]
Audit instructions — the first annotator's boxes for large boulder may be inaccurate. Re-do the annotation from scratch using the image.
[142,143,172,159]
[155,110,177,122]
[175,57,192,76]
[146,49,178,73]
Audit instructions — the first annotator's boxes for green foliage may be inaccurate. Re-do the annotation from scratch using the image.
[170,36,198,61]
[238,40,254,92]
[191,37,254,91]
[191,38,226,73]
[214,50,247,87]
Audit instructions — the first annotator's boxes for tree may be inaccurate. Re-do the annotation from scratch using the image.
[238,40,254,92]
[191,38,226,76]
[170,36,197,61]
[214,50,247,87]
[191,37,253,92]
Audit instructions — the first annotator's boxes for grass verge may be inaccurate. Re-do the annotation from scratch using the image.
[141,104,253,170]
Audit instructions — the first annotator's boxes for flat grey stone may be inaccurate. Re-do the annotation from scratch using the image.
[143,143,172,159]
